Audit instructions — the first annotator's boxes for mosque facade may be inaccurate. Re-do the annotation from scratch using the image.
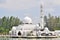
[9,1,57,37]
[9,16,56,37]
[9,16,40,36]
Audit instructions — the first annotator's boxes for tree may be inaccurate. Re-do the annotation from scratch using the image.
[14,17,20,26]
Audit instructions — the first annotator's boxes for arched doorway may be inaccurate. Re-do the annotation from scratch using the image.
[18,31,21,35]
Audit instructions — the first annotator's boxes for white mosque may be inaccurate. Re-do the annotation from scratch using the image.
[9,1,57,37]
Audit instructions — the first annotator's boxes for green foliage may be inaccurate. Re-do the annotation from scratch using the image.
[44,13,60,30]
[0,16,22,34]
[54,27,60,30]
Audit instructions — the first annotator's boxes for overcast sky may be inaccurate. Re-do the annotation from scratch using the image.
[0,0,60,23]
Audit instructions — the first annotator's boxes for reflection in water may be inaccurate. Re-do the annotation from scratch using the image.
[0,38,60,40]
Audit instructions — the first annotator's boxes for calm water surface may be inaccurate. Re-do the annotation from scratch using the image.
[0,38,60,40]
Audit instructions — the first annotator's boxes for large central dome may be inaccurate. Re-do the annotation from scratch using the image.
[23,16,32,24]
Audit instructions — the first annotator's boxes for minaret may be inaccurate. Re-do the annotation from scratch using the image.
[40,1,44,29]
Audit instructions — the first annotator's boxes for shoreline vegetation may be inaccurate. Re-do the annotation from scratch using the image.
[0,14,60,34]
[0,16,23,35]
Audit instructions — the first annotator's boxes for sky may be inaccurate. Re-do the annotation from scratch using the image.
[0,0,60,23]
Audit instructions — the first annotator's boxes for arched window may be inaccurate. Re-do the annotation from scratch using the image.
[18,31,21,35]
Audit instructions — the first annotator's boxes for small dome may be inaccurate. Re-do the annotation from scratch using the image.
[23,16,32,23]
[45,27,49,31]
[44,27,49,32]
[9,31,12,34]
[36,24,39,27]
[12,27,16,30]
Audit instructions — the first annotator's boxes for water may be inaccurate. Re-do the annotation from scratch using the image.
[0,38,60,40]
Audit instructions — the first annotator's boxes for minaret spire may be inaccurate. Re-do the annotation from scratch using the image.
[40,1,44,29]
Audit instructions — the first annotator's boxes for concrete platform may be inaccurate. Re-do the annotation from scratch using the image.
[0,35,58,38]
[10,35,58,38]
